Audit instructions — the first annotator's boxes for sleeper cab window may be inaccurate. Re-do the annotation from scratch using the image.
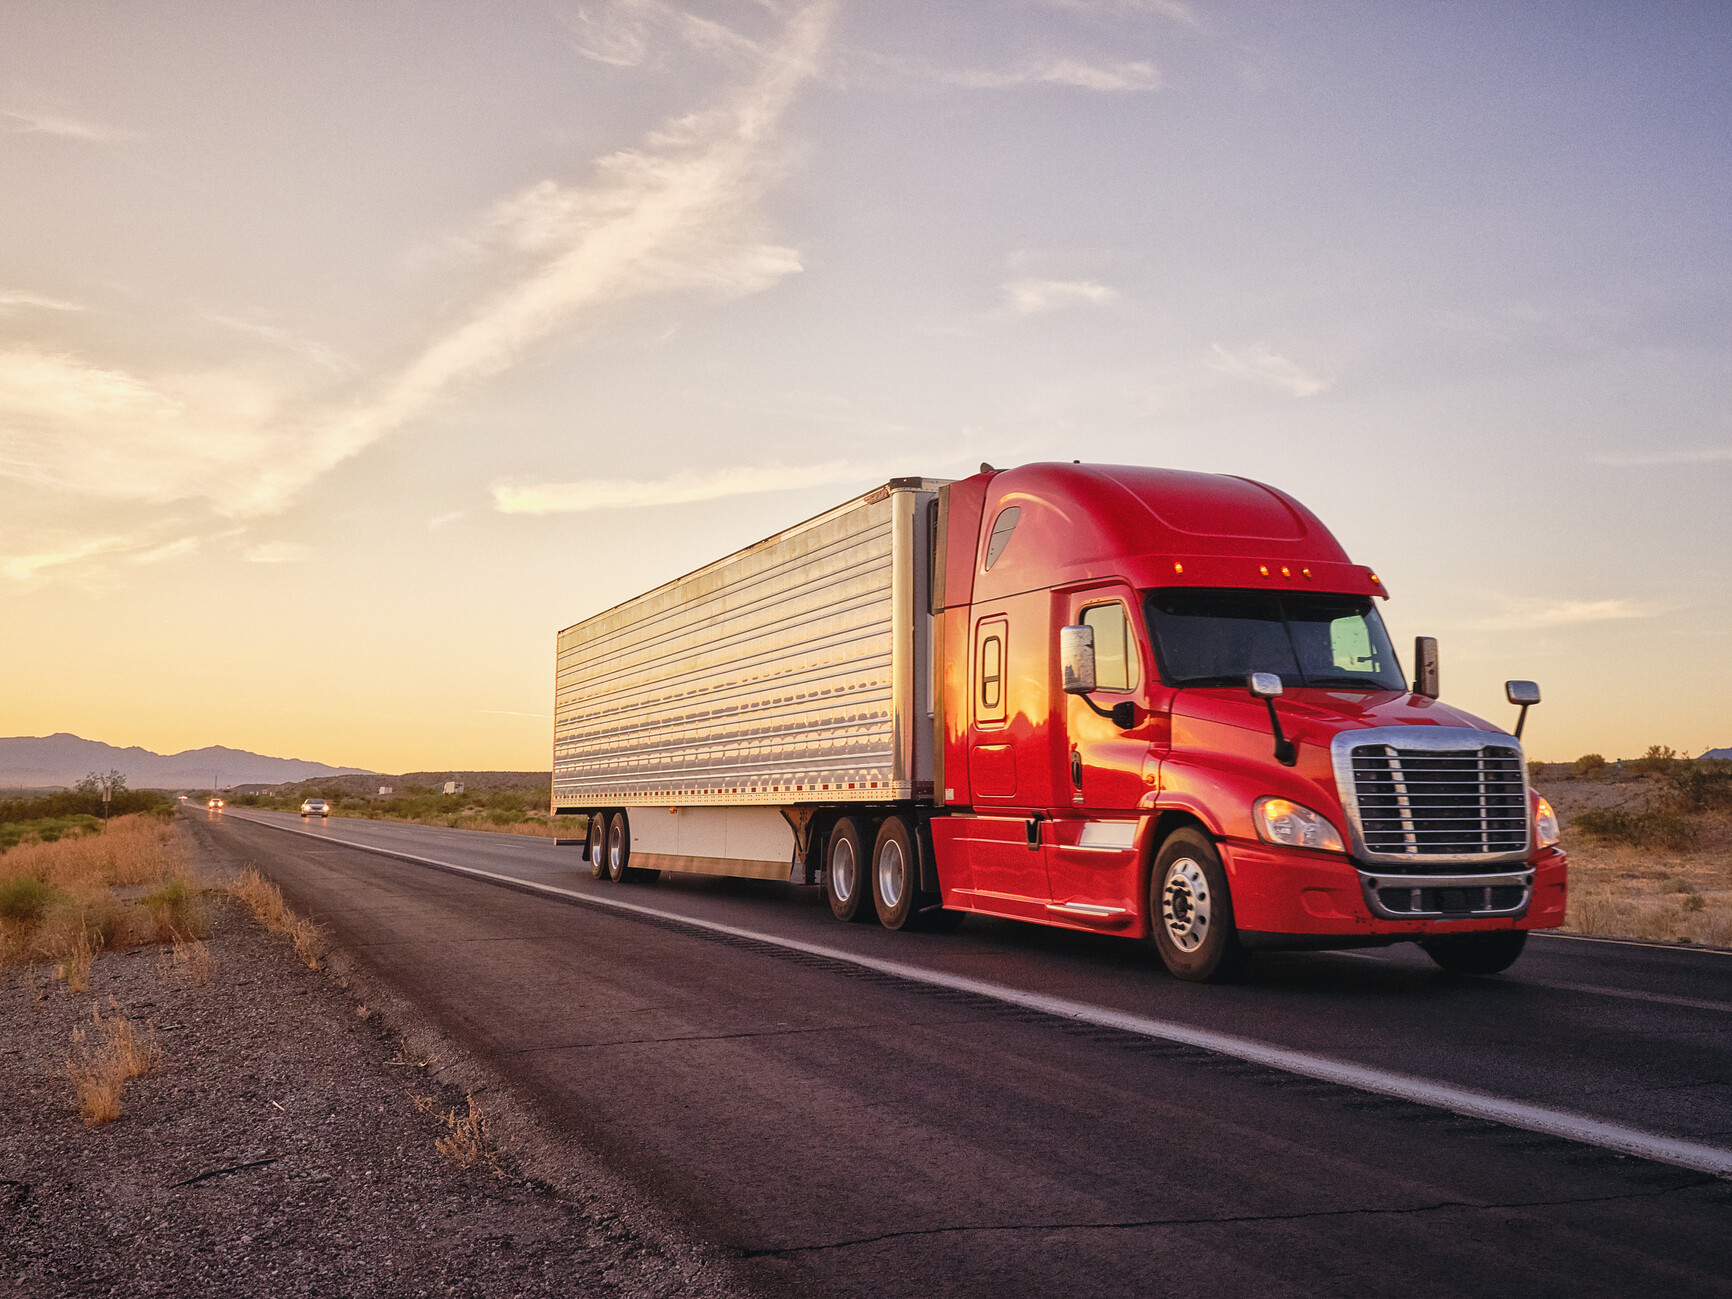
[1081,602,1137,692]
[983,507,1021,571]
[976,621,1007,723]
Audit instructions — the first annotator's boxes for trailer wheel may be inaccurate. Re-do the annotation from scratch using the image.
[587,813,608,881]
[606,812,631,884]
[825,818,872,923]
[1421,931,1526,975]
[1149,828,1248,983]
[872,815,920,930]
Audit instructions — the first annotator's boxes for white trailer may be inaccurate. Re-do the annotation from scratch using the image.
[552,478,944,882]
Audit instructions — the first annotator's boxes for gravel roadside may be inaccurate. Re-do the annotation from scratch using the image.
[0,816,755,1297]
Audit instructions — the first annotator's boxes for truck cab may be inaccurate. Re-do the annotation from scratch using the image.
[928,462,1566,980]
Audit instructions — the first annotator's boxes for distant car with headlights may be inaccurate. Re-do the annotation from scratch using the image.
[207,797,224,810]
[300,798,330,818]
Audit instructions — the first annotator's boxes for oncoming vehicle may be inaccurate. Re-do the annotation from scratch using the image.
[551,463,1566,982]
[299,799,330,819]
[207,797,225,811]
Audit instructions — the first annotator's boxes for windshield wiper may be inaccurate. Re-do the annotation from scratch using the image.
[1302,676,1400,689]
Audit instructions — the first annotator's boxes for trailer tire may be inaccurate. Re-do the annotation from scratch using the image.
[872,815,920,930]
[587,813,608,881]
[826,818,872,923]
[606,812,631,884]
[1149,828,1248,983]
[1421,930,1526,975]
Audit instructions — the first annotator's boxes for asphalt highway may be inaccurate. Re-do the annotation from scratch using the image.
[194,808,1732,1297]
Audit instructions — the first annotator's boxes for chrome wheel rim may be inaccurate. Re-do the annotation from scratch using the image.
[1161,857,1211,953]
[877,839,906,910]
[608,822,625,876]
[832,838,857,904]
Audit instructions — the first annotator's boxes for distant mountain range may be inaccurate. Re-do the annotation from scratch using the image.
[1704,748,1732,761]
[0,733,371,790]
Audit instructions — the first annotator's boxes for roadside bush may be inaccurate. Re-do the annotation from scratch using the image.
[1571,807,1698,851]
[1571,753,1607,778]
[1662,760,1732,812]
[143,878,211,942]
[1631,745,1680,776]
[0,876,62,922]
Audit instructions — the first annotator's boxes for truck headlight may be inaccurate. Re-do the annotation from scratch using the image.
[1253,797,1345,853]
[1533,794,1560,848]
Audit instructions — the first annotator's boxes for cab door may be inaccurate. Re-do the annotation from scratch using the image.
[1049,587,1169,910]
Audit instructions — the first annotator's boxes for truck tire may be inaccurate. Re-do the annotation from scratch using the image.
[606,812,631,884]
[826,818,872,923]
[1150,828,1248,983]
[1421,930,1527,975]
[872,815,919,930]
[588,812,608,880]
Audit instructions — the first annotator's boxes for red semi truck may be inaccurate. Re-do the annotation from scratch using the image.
[553,462,1566,981]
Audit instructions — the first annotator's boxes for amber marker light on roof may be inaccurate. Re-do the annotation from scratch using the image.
[1302,568,1313,579]
[1281,566,1291,577]
[1259,565,1270,576]
[1173,561,1184,574]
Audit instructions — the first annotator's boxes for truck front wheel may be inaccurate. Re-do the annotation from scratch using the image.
[1150,829,1249,983]
[1421,931,1526,975]
[826,818,872,923]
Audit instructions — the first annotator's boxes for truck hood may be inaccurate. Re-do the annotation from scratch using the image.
[1171,687,1508,754]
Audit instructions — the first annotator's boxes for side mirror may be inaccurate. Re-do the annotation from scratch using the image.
[1412,636,1440,699]
[1060,625,1096,694]
[1506,680,1540,739]
[1246,673,1297,767]
[1247,671,1284,700]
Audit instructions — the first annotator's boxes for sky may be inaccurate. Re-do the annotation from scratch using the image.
[1,0,1728,772]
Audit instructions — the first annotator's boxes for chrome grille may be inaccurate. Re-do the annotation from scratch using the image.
[1332,727,1531,867]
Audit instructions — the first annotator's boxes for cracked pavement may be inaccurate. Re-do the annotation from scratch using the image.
[198,812,1732,1297]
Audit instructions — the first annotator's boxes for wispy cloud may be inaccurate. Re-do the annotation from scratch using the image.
[1035,0,1201,26]
[1470,598,1662,630]
[560,0,763,68]
[493,460,871,515]
[204,314,354,374]
[1,108,137,143]
[242,542,315,564]
[1004,278,1120,314]
[1,531,149,582]
[934,58,1160,92]
[0,290,82,312]
[1208,342,1331,398]
[1592,445,1732,467]
[0,2,836,574]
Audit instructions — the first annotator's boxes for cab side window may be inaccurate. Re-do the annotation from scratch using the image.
[1081,602,1137,692]
[975,618,1008,724]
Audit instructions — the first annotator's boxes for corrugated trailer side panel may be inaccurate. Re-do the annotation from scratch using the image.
[553,485,938,808]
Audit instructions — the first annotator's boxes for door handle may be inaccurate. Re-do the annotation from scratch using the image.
[1070,749,1083,790]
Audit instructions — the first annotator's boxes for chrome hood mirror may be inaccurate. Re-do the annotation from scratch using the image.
[1506,680,1541,738]
[1246,673,1297,767]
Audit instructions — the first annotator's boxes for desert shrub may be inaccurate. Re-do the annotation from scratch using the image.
[143,878,211,942]
[1662,761,1732,812]
[0,875,62,922]
[1631,745,1680,776]
[1572,807,1698,850]
[1572,753,1607,778]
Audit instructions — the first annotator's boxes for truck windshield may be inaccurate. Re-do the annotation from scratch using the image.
[1143,588,1406,691]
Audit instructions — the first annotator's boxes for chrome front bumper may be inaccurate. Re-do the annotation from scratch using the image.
[1358,867,1533,921]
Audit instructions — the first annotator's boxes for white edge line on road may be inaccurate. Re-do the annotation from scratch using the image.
[226,811,1732,1180]
[1533,931,1732,957]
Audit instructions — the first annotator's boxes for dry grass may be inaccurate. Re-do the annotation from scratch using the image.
[1544,773,1732,947]
[158,935,215,987]
[416,1092,494,1170]
[0,815,188,976]
[64,1001,158,1125]
[229,867,324,969]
